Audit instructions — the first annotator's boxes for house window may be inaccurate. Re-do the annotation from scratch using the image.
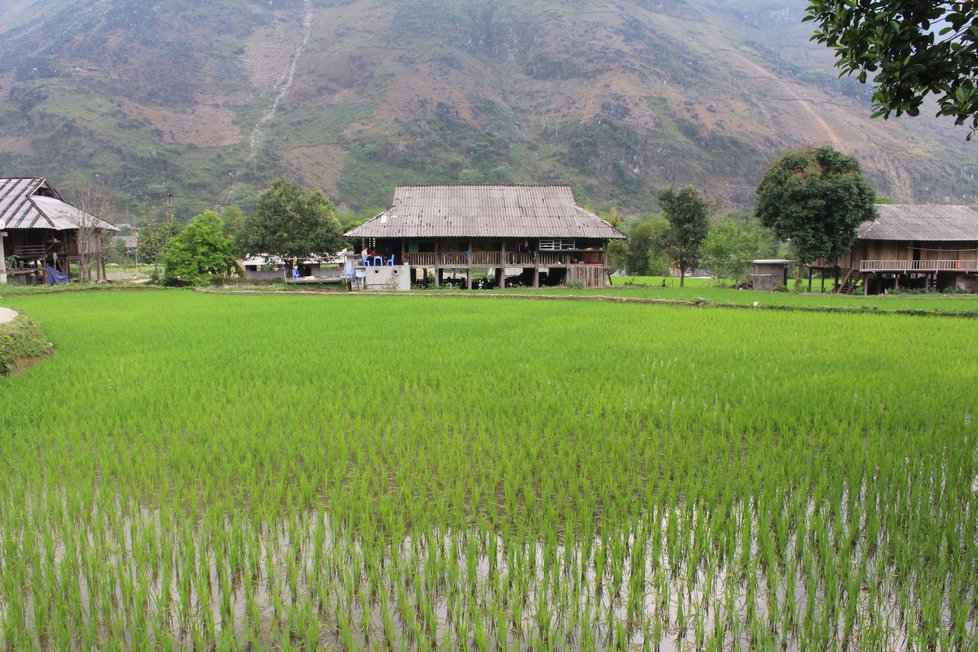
[538,239,575,251]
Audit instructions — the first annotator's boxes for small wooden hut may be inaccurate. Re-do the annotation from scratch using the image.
[0,177,119,285]
[345,185,626,289]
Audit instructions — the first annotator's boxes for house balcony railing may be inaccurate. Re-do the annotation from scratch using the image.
[402,252,607,267]
[860,259,978,272]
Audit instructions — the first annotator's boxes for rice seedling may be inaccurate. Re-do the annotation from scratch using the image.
[0,290,974,649]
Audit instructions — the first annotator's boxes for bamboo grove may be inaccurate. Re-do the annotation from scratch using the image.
[0,292,975,650]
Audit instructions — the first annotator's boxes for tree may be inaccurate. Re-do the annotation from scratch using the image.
[658,186,713,287]
[624,216,671,276]
[701,218,777,284]
[66,174,115,283]
[598,207,629,273]
[238,178,344,263]
[806,1,978,137]
[222,205,246,255]
[138,215,180,279]
[756,146,877,267]
[162,211,239,286]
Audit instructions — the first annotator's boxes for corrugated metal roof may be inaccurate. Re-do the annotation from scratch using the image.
[858,204,978,241]
[0,177,118,232]
[346,185,626,239]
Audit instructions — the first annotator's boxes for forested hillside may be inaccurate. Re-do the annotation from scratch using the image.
[0,0,975,218]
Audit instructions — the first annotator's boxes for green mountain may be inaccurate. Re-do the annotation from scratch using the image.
[0,0,976,218]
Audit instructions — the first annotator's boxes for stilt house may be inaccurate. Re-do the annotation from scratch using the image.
[0,177,119,285]
[816,204,978,294]
[345,185,626,289]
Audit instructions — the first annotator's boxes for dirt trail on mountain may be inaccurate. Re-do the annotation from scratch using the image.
[733,51,844,148]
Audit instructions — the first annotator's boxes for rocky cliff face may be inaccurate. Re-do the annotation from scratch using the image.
[0,0,975,217]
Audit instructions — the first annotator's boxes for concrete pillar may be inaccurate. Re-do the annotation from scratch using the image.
[533,267,540,288]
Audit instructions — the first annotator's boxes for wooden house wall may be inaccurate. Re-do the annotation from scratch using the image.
[861,240,905,261]
[918,241,978,262]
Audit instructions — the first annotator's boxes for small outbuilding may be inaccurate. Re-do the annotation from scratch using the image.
[748,259,793,291]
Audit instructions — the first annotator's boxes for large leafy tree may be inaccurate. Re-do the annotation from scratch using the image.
[238,178,344,259]
[756,146,877,266]
[806,1,978,137]
[162,211,238,286]
[658,186,713,287]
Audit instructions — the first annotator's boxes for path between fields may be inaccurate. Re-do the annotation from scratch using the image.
[0,307,16,324]
[194,288,978,318]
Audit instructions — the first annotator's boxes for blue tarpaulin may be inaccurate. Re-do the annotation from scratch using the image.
[45,265,69,285]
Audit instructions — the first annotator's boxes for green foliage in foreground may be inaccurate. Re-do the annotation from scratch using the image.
[0,314,49,374]
[0,292,976,649]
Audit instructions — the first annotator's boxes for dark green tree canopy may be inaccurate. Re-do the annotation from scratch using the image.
[806,1,978,136]
[238,178,345,258]
[163,211,238,286]
[658,186,713,287]
[756,146,878,265]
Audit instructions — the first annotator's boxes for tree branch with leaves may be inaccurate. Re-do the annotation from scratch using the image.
[806,0,978,137]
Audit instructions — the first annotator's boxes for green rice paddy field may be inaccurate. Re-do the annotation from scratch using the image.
[0,290,976,650]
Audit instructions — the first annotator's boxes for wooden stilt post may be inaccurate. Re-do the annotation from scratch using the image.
[0,232,6,285]
[808,266,813,292]
[433,240,440,288]
[864,273,870,296]
[498,241,506,290]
